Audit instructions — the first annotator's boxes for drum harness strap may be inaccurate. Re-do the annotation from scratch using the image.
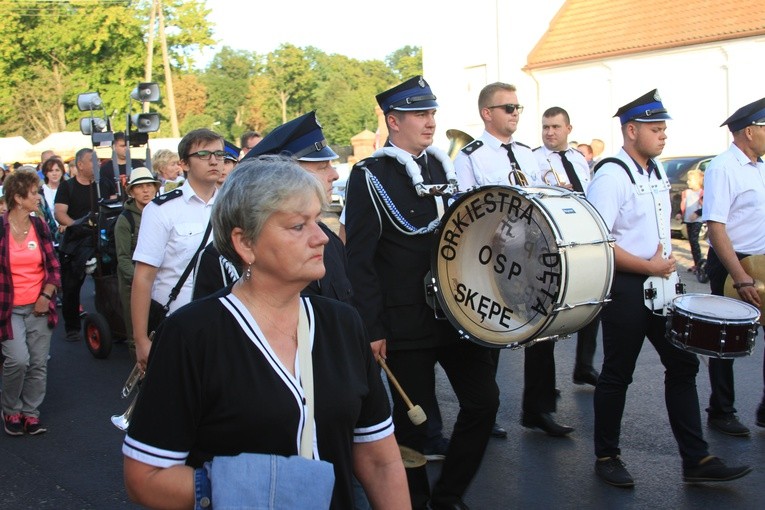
[360,146,459,236]
[596,156,679,314]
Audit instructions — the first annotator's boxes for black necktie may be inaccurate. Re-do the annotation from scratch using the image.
[557,151,584,192]
[501,143,521,171]
[502,143,527,185]
[415,154,432,184]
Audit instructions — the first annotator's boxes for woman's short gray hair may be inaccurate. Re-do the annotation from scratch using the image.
[212,155,327,267]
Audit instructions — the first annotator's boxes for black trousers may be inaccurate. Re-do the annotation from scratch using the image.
[60,260,86,333]
[576,314,600,371]
[523,340,556,414]
[704,247,746,417]
[386,322,499,509]
[594,272,708,468]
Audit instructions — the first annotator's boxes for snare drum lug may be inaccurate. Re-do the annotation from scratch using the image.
[675,282,686,295]
[719,328,726,356]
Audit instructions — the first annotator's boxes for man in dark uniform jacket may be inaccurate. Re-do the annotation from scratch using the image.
[345,76,499,510]
[239,111,353,304]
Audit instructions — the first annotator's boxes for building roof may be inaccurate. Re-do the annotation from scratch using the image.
[526,0,765,70]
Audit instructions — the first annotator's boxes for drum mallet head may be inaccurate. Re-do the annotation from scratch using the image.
[377,357,428,426]
[407,405,427,426]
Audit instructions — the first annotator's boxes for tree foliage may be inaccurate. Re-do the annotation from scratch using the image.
[0,1,420,152]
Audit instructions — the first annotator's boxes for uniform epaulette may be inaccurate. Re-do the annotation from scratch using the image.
[515,141,531,149]
[152,188,183,205]
[461,139,484,155]
[573,147,584,157]
[532,146,542,152]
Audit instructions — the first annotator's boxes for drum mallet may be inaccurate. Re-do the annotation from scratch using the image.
[377,357,427,426]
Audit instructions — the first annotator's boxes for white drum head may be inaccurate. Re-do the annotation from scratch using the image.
[672,293,760,323]
[432,186,588,346]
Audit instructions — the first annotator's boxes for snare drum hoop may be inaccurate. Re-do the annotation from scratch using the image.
[668,293,759,358]
[670,293,761,326]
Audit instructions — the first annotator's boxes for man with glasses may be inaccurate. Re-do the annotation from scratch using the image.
[130,128,223,369]
[454,83,574,439]
[702,96,765,436]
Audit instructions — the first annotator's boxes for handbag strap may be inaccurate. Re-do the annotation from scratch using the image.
[162,221,213,310]
[297,300,314,459]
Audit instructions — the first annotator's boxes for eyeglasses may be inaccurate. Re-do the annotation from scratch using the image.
[188,150,227,160]
[487,104,524,114]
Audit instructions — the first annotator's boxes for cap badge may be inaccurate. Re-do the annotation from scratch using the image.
[418,76,425,88]
[654,91,661,101]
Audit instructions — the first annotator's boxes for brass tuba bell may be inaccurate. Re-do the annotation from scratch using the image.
[446,129,474,160]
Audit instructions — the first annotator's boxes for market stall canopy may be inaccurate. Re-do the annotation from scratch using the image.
[26,131,93,162]
[0,136,34,164]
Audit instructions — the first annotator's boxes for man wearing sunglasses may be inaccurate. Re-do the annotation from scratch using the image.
[130,128,223,370]
[454,83,573,440]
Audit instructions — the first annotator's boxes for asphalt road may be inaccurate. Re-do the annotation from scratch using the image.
[0,237,763,509]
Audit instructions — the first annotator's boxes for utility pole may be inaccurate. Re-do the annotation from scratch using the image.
[143,0,157,113]
[157,0,179,137]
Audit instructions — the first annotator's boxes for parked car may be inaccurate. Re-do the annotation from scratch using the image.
[660,155,714,239]
[329,163,350,214]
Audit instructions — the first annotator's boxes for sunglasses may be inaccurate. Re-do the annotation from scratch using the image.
[188,150,227,160]
[487,104,524,114]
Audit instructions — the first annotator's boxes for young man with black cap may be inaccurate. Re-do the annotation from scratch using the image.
[345,76,499,510]
[702,96,765,435]
[587,90,751,487]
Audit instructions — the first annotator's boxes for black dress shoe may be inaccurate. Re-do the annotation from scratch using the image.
[521,412,574,437]
[683,456,752,483]
[573,367,599,386]
[708,415,750,436]
[428,498,470,510]
[491,422,507,439]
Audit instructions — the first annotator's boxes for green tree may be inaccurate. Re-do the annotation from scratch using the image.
[386,46,423,80]
[0,0,214,142]
[266,44,317,124]
[201,46,259,139]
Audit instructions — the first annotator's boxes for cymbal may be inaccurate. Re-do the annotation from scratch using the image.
[399,445,427,469]
[724,255,765,324]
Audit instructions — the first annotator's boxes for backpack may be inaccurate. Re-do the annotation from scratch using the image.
[99,208,136,275]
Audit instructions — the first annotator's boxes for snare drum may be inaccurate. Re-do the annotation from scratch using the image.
[667,293,760,358]
[431,185,614,348]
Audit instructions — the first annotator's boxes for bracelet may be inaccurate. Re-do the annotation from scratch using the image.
[39,292,53,301]
[733,279,756,290]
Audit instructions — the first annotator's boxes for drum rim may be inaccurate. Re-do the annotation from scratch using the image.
[430,184,613,347]
[671,292,761,323]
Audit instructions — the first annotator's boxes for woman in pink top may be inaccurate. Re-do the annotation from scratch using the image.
[0,169,61,436]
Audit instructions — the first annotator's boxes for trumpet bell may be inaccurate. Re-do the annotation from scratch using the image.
[111,393,138,431]
[446,129,474,160]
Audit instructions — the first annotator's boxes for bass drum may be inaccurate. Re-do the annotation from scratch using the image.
[431,185,614,348]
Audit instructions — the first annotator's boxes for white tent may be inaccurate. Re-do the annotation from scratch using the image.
[0,136,34,164]
[26,131,93,162]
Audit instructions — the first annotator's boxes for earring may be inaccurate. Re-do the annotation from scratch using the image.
[244,264,252,281]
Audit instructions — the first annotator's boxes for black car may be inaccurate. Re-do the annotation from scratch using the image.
[660,155,714,239]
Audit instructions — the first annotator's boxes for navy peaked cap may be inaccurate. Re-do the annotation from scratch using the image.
[376,76,438,115]
[721,97,765,132]
[614,89,671,125]
[242,111,338,162]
